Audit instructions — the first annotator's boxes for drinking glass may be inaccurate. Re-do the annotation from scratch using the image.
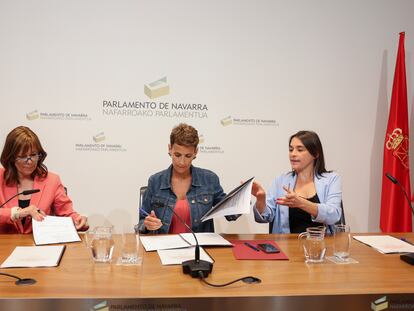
[334,224,351,261]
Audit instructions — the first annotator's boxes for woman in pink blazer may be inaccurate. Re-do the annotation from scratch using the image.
[0,126,88,233]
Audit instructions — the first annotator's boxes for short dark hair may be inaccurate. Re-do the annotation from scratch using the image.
[0,126,48,186]
[289,130,329,176]
[170,123,199,148]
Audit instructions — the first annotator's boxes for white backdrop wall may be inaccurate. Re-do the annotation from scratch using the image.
[1,0,414,233]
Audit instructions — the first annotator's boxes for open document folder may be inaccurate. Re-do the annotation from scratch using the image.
[200,177,254,222]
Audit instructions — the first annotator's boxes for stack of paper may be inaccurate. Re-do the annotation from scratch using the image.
[32,216,81,245]
[140,233,232,251]
[353,235,414,254]
[140,233,231,266]
[1,245,66,268]
[157,247,214,265]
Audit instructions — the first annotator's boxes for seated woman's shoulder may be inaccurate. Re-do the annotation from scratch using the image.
[319,171,341,181]
[39,171,60,182]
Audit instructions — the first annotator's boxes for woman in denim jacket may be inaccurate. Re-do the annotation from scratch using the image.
[252,130,342,234]
[138,123,237,234]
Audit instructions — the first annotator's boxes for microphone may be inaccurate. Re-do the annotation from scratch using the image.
[0,189,40,285]
[21,189,40,195]
[0,272,36,286]
[0,189,40,209]
[152,202,262,285]
[385,173,414,266]
[154,202,213,278]
[385,173,414,216]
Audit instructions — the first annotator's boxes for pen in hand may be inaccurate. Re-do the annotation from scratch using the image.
[140,208,150,217]
[244,242,260,252]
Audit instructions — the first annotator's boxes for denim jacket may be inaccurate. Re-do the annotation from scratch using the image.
[138,165,230,233]
[254,171,342,234]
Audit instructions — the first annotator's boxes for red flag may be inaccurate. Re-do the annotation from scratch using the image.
[380,32,412,232]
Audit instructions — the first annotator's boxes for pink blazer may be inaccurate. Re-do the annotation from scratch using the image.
[0,168,82,233]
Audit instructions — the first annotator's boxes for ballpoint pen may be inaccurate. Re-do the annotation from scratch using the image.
[244,242,260,252]
[140,208,150,217]
[400,237,414,246]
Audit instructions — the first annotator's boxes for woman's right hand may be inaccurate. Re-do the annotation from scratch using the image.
[251,181,266,213]
[18,205,46,222]
[251,181,266,199]
[144,210,162,231]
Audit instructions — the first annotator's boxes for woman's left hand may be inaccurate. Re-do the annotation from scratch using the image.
[74,216,89,231]
[276,186,304,208]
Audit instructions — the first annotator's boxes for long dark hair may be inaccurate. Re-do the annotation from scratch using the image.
[0,126,48,186]
[289,130,330,177]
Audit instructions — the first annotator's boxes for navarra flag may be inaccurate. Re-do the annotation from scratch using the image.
[380,32,412,232]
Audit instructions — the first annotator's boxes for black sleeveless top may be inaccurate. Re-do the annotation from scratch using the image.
[288,193,324,233]
[18,199,31,225]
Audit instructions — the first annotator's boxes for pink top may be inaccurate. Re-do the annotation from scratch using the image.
[169,199,191,234]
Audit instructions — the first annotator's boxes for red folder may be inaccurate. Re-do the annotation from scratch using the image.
[230,240,288,260]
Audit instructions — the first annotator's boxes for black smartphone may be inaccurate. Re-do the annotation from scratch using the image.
[257,243,280,253]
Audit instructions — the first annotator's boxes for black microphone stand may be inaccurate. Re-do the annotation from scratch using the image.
[385,173,414,216]
[385,173,414,265]
[165,206,213,278]
[0,189,40,209]
[152,203,261,285]
[0,189,40,284]
[0,272,36,285]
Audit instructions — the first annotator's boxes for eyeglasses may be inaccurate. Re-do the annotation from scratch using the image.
[15,153,42,163]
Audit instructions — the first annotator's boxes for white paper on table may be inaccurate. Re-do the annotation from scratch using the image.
[0,245,66,268]
[179,233,232,246]
[201,177,254,222]
[139,235,190,251]
[353,235,414,254]
[157,246,214,265]
[32,215,80,245]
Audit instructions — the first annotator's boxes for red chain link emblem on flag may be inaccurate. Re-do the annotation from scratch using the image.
[386,128,409,169]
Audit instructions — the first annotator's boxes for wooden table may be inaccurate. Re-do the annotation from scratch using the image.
[1,233,413,310]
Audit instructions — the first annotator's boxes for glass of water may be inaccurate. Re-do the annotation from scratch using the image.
[333,224,351,261]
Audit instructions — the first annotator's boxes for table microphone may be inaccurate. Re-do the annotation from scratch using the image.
[385,173,414,266]
[0,189,40,209]
[385,173,414,216]
[0,189,40,285]
[154,202,213,277]
[0,272,36,286]
[153,203,262,285]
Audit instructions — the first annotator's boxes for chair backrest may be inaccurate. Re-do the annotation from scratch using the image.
[139,186,147,209]
[336,201,346,225]
[134,186,148,233]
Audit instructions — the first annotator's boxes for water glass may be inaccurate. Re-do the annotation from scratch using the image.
[121,233,139,264]
[334,224,351,260]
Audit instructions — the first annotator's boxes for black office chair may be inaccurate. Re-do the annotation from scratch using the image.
[269,201,345,233]
[336,201,346,225]
[134,186,148,233]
